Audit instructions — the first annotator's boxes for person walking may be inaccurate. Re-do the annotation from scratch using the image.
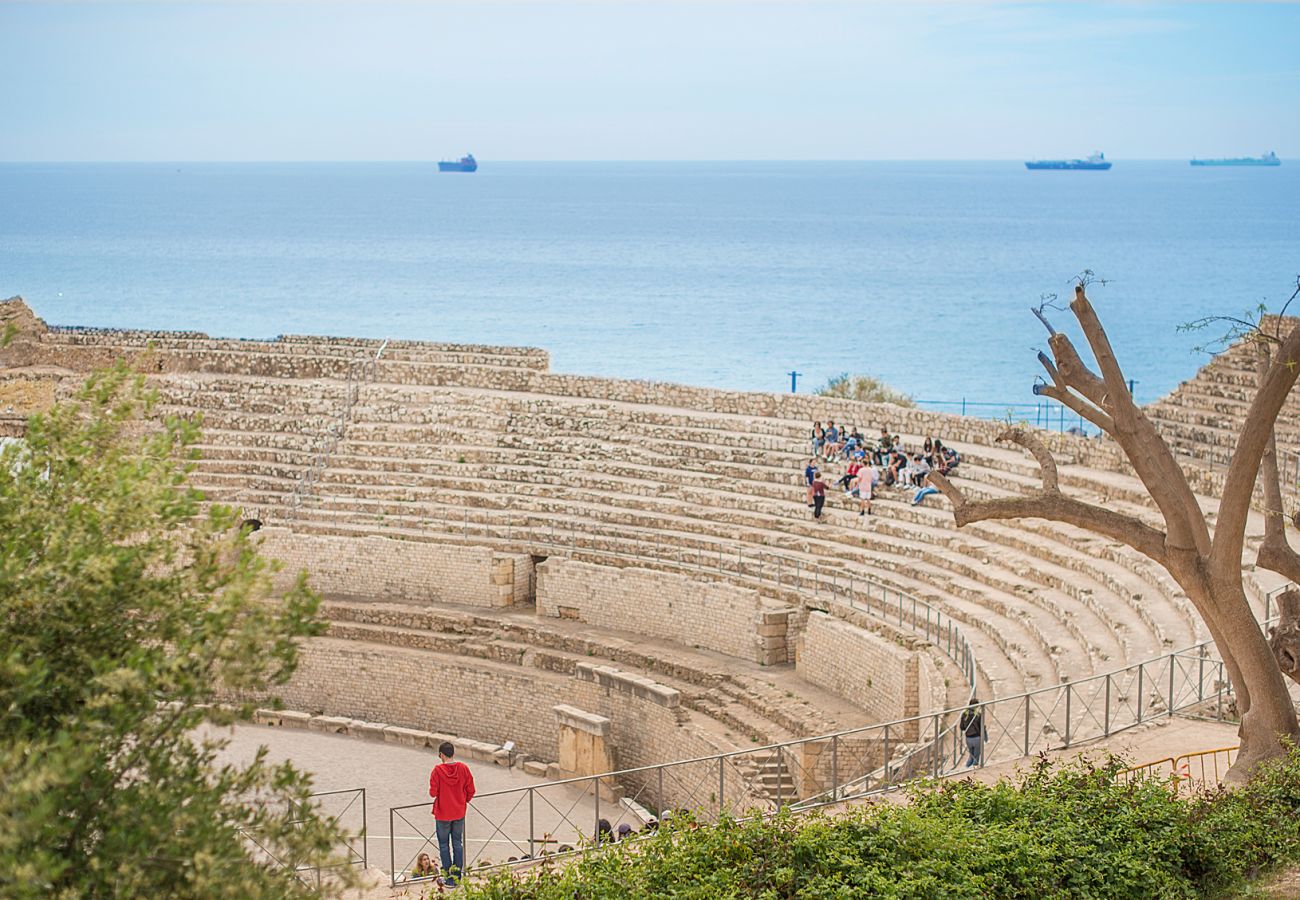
[960,701,987,767]
[810,475,830,521]
[429,741,477,887]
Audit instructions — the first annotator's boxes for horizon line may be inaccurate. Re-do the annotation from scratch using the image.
[0,156,1286,165]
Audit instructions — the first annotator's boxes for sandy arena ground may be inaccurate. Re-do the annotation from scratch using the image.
[206,723,605,883]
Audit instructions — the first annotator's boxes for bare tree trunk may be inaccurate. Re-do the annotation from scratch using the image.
[929,284,1300,784]
[1207,573,1300,779]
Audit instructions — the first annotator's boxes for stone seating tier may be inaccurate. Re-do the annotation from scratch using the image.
[314,599,921,741]
[4,304,1256,720]
[154,379,1206,697]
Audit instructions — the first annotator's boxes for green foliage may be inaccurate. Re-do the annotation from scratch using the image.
[816,373,915,407]
[0,364,349,898]
[464,751,1300,899]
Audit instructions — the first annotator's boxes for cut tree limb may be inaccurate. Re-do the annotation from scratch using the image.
[1268,589,1300,686]
[926,428,1167,565]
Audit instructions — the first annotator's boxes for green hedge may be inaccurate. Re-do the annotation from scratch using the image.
[463,750,1300,899]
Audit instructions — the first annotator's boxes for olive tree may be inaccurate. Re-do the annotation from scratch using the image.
[928,282,1300,782]
[0,364,351,897]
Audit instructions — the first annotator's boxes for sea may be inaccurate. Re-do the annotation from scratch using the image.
[1,161,1297,416]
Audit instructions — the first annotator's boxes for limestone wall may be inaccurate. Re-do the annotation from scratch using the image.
[536,558,793,664]
[565,663,730,809]
[245,638,566,756]
[796,612,920,736]
[257,527,533,608]
[235,638,727,779]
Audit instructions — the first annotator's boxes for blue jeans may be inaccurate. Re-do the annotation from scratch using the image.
[965,735,983,767]
[435,817,465,885]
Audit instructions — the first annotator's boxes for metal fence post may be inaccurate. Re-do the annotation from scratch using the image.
[1168,654,1176,717]
[388,807,396,886]
[1024,697,1031,756]
[529,788,536,858]
[658,766,666,812]
[882,724,890,787]
[1063,682,1072,746]
[831,735,839,801]
[1137,664,1145,724]
[594,779,601,845]
[361,788,368,868]
[932,715,942,777]
[1103,674,1111,736]
[718,758,725,814]
[1198,650,1205,703]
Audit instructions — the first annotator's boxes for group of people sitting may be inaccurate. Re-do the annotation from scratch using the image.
[805,422,962,520]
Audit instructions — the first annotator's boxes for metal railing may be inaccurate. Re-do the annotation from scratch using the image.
[1118,746,1239,794]
[387,585,1290,884]
[242,787,367,888]
[912,398,1094,435]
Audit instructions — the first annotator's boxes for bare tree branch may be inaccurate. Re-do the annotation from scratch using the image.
[1214,317,1300,570]
[1066,285,1213,559]
[1034,344,1115,432]
[999,427,1058,491]
[927,430,1168,565]
[1250,342,1300,586]
[1046,331,1111,411]
[1035,384,1115,433]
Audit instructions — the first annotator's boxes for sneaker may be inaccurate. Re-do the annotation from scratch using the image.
[858,510,864,516]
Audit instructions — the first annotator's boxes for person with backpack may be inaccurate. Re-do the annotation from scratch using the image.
[429,741,477,887]
[960,701,988,767]
[810,474,830,521]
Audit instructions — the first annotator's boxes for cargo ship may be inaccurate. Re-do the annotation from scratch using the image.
[1190,151,1280,167]
[438,154,477,173]
[1025,152,1111,170]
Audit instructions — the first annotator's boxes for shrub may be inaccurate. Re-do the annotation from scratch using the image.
[463,750,1300,899]
[816,373,915,407]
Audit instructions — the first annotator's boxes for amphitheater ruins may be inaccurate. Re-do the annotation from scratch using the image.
[2,296,1296,875]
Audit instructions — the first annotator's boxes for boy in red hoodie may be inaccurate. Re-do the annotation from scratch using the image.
[429,741,476,886]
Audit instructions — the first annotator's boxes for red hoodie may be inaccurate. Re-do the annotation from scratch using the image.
[429,761,477,821]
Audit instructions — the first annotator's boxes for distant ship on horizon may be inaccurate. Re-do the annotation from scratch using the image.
[438,154,478,173]
[1025,152,1112,171]
[1190,151,1280,167]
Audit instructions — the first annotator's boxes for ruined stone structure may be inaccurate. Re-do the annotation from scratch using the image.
[2,296,1286,799]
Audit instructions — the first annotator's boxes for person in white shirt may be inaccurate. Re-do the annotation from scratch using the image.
[854,466,877,516]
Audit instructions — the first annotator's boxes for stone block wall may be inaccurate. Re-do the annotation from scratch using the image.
[243,638,567,757]
[257,527,532,608]
[565,663,727,810]
[796,612,921,738]
[229,638,729,786]
[535,558,793,664]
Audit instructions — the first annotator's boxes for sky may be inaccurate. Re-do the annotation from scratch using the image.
[1,1,1297,161]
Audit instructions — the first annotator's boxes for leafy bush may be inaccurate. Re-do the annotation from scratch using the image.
[0,365,349,898]
[464,752,1300,899]
[816,373,915,407]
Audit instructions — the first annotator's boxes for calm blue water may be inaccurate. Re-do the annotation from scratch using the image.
[1,161,1297,408]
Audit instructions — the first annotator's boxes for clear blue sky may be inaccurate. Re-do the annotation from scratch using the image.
[2,1,1297,161]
